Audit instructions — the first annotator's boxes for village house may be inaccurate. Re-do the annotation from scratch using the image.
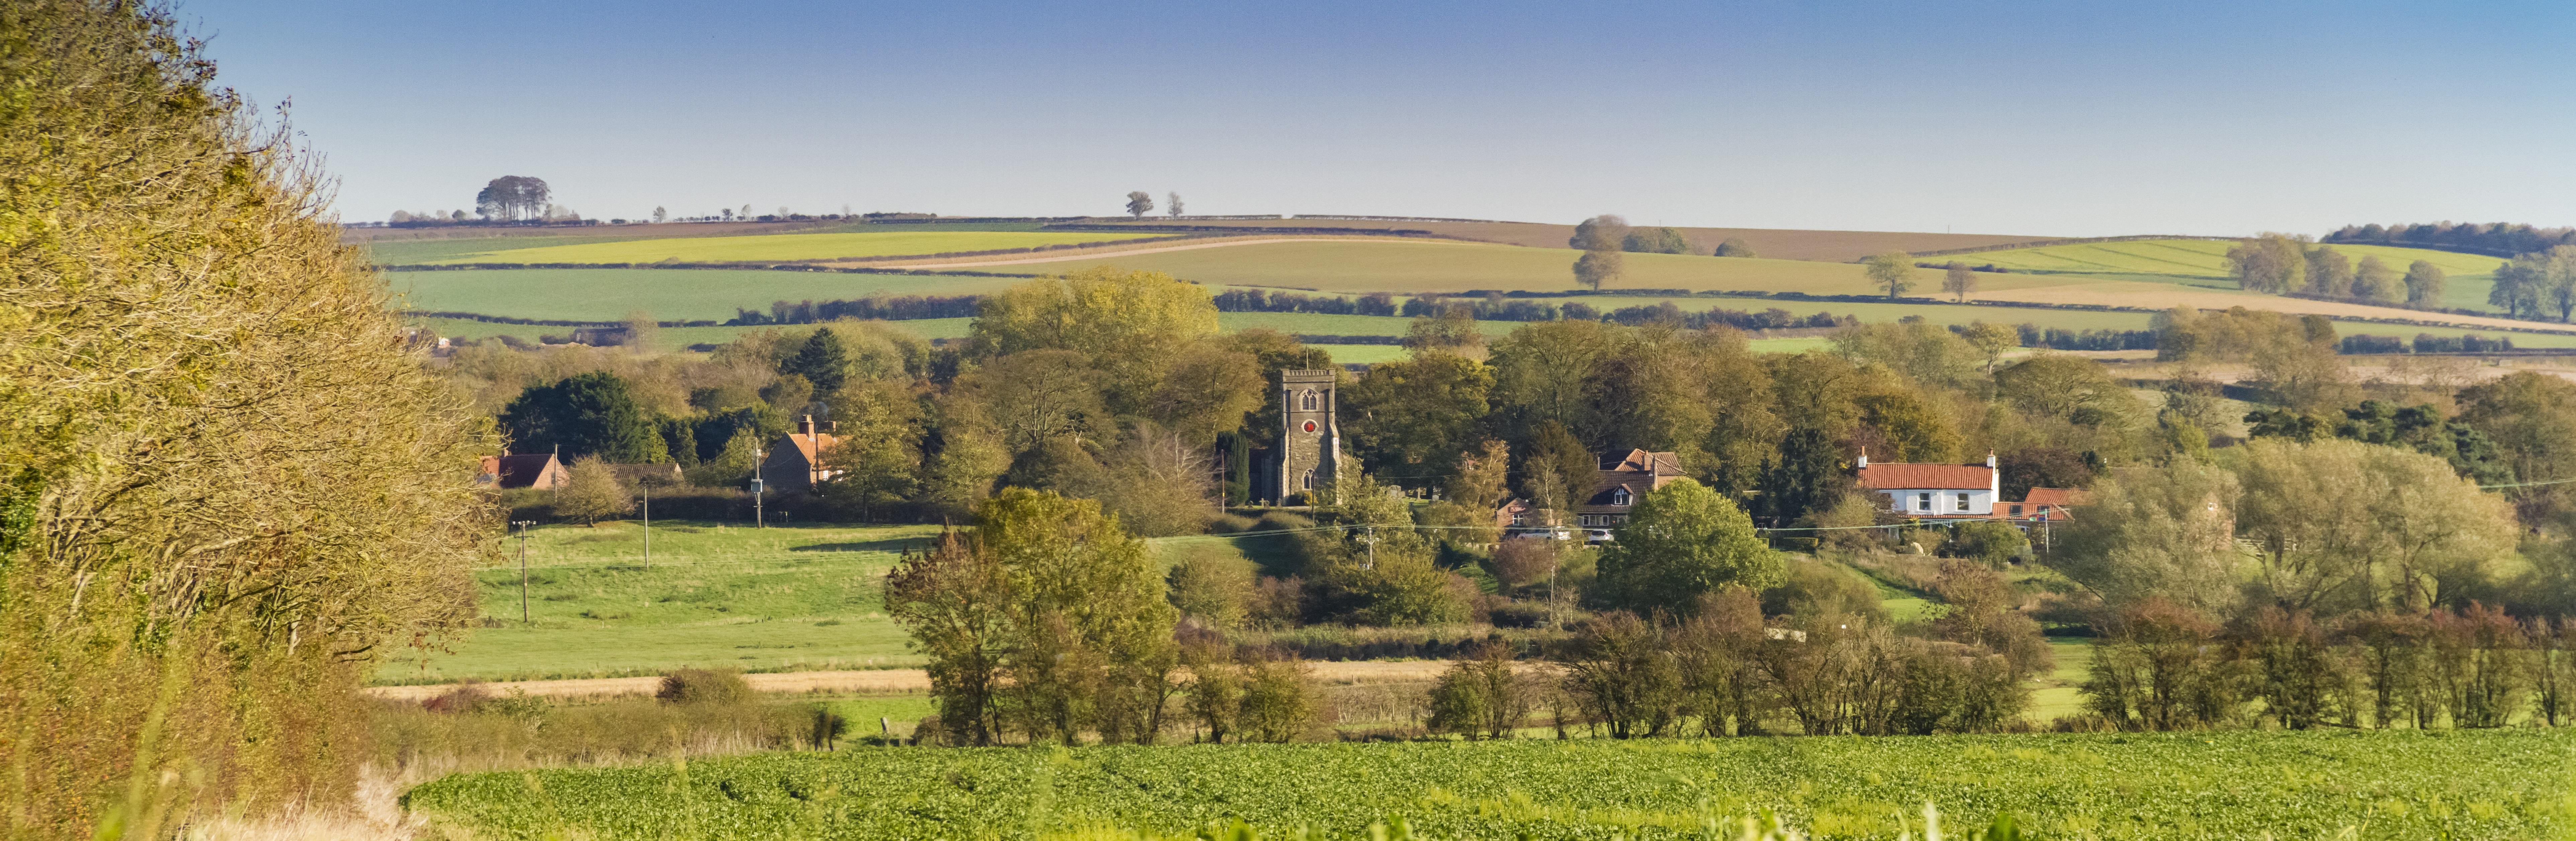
[1853,450,2084,528]
[1496,448,1686,533]
[760,415,841,492]
[476,452,567,490]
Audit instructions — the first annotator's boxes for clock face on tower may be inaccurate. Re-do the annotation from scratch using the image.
[1303,420,1317,432]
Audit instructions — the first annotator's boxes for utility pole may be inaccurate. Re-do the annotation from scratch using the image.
[752,446,767,529]
[513,520,535,624]
[1360,523,1379,571]
[641,480,650,568]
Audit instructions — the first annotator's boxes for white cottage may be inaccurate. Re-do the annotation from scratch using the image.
[1855,451,2000,518]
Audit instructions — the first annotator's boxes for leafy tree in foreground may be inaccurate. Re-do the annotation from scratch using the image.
[1592,478,1779,616]
[0,1,492,830]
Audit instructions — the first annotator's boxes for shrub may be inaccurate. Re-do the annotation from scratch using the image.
[1489,539,1561,591]
[1424,644,1537,739]
[1939,520,2029,567]
[1168,554,1257,629]
[658,669,754,706]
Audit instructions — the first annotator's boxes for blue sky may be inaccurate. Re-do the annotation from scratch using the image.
[187,0,2576,237]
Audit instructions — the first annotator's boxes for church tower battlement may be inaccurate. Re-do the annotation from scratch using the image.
[1276,368,1344,504]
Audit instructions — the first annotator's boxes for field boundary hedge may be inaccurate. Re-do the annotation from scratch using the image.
[1906,234,2235,259]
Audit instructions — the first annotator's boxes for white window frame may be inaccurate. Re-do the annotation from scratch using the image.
[1611,488,1631,506]
[1916,492,1932,511]
[1956,492,1970,511]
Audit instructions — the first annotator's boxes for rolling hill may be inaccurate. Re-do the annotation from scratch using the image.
[1945,238,2507,312]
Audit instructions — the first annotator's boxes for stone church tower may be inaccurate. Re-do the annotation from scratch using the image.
[1275,368,1344,504]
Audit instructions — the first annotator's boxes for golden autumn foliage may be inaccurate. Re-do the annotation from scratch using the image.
[0,1,493,835]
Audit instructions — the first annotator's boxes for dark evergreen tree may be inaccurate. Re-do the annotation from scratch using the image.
[782,327,850,393]
[1756,427,1843,524]
[497,371,666,462]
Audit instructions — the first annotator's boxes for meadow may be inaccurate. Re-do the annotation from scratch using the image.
[399,730,2573,840]
[377,522,942,683]
[388,267,1024,322]
[413,230,1166,265]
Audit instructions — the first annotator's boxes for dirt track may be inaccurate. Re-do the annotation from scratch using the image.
[365,660,1454,702]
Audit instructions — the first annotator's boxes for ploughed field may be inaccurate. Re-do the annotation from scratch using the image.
[401,730,2573,840]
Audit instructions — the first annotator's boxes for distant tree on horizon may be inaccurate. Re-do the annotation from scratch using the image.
[1713,237,1756,258]
[1126,191,1154,219]
[1573,250,1622,291]
[2352,255,2401,303]
[2224,233,2307,293]
[1863,251,1915,299]
[1167,191,1184,218]
[652,206,667,224]
[2404,260,2448,307]
[1942,261,1976,302]
[474,175,550,221]
[1568,215,1629,251]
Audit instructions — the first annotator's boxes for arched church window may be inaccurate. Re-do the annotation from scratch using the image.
[1301,470,1317,490]
[1300,389,1319,411]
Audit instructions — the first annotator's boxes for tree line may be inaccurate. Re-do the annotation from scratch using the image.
[2326,221,2576,257]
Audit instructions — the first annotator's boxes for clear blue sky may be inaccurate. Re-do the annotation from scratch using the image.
[186,0,2576,237]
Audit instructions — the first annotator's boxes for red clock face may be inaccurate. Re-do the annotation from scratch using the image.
[1302,420,1318,433]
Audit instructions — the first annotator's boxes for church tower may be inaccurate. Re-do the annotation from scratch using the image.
[1276,368,1344,504]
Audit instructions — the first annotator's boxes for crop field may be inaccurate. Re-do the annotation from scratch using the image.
[1070,219,2056,261]
[356,221,1057,265]
[1958,239,2508,311]
[412,230,1166,266]
[401,730,2572,840]
[387,267,1024,322]
[378,522,941,683]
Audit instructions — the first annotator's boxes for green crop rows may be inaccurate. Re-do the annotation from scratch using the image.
[404,730,2573,840]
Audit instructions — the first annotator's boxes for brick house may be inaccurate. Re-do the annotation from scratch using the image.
[477,453,567,490]
[1495,448,1686,532]
[760,415,841,492]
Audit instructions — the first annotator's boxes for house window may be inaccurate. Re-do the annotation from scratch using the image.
[1916,492,1932,511]
[1510,512,1526,526]
[1956,492,1970,511]
[1301,470,1316,490]
[2009,504,2024,516]
[1300,389,1319,411]
[1610,488,1632,506]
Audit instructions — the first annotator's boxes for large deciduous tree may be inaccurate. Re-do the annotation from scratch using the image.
[1343,351,1494,483]
[498,371,671,462]
[0,2,493,830]
[2052,459,2246,613]
[969,266,1220,417]
[2403,260,2448,307]
[474,175,551,222]
[1862,251,1915,299]
[1592,479,1779,616]
[1124,191,1154,219]
[2225,233,2308,293]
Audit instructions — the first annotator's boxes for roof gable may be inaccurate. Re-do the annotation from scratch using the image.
[1857,462,1993,491]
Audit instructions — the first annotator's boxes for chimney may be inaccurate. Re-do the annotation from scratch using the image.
[799,414,815,436]
[1855,448,1868,469]
[1985,450,1997,469]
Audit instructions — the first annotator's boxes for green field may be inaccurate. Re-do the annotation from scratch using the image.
[1957,239,2508,312]
[388,267,1023,322]
[378,522,941,683]
[402,730,2573,840]
[413,231,1165,265]
[982,240,2068,297]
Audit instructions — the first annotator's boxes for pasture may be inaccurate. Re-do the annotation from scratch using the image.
[400,730,2571,840]
[387,267,1023,323]
[412,230,1165,265]
[378,522,940,684]
[1070,218,2057,261]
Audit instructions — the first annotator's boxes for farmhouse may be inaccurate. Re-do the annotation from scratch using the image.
[1496,448,1686,531]
[476,453,567,490]
[1852,450,2084,526]
[760,415,840,492]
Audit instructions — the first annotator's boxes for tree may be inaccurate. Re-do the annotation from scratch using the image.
[0,4,493,829]
[741,203,754,220]
[2051,459,2245,613]
[1593,478,1780,616]
[1568,215,1630,251]
[2352,255,2401,303]
[1447,438,1512,511]
[1960,321,2018,372]
[1942,261,1977,302]
[969,266,1220,416]
[652,205,668,224]
[475,175,551,221]
[1756,426,1845,525]
[2403,260,2448,307]
[1713,237,1757,258]
[1342,351,1495,482]
[1622,226,1690,254]
[498,371,669,462]
[2229,437,2515,613]
[1125,190,1154,219]
[556,456,636,525]
[2303,246,2353,296]
[2456,371,2576,523]
[1862,251,1915,299]
[1426,644,1537,739]
[1572,249,1622,291]
[1166,191,1183,218]
[2224,233,2307,293]
[1401,306,1483,355]
[1144,343,1264,446]
[619,309,659,352]
[2490,252,2547,319]
[2544,245,2576,322]
[1522,421,1598,524]
[884,531,1016,746]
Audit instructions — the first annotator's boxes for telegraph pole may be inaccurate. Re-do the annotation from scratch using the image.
[641,481,651,568]
[513,520,535,624]
[752,446,767,529]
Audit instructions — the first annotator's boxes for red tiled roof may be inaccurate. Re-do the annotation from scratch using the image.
[1857,463,1993,490]
[2022,487,2090,508]
[487,453,562,489]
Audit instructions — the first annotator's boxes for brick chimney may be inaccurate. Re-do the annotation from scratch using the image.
[799,414,815,436]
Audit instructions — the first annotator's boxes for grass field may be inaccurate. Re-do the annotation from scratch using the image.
[413,231,1165,266]
[388,267,1024,322]
[1959,239,2508,312]
[377,522,942,684]
[402,730,2572,840]
[963,240,2054,298]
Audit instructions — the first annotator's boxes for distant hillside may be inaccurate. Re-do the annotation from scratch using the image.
[1068,217,2057,262]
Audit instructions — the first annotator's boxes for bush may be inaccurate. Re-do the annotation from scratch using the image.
[658,668,754,706]
[1489,539,1561,591]
[1762,560,1887,622]
[1168,554,1258,629]
[1939,521,2030,567]
[1425,644,1536,739]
